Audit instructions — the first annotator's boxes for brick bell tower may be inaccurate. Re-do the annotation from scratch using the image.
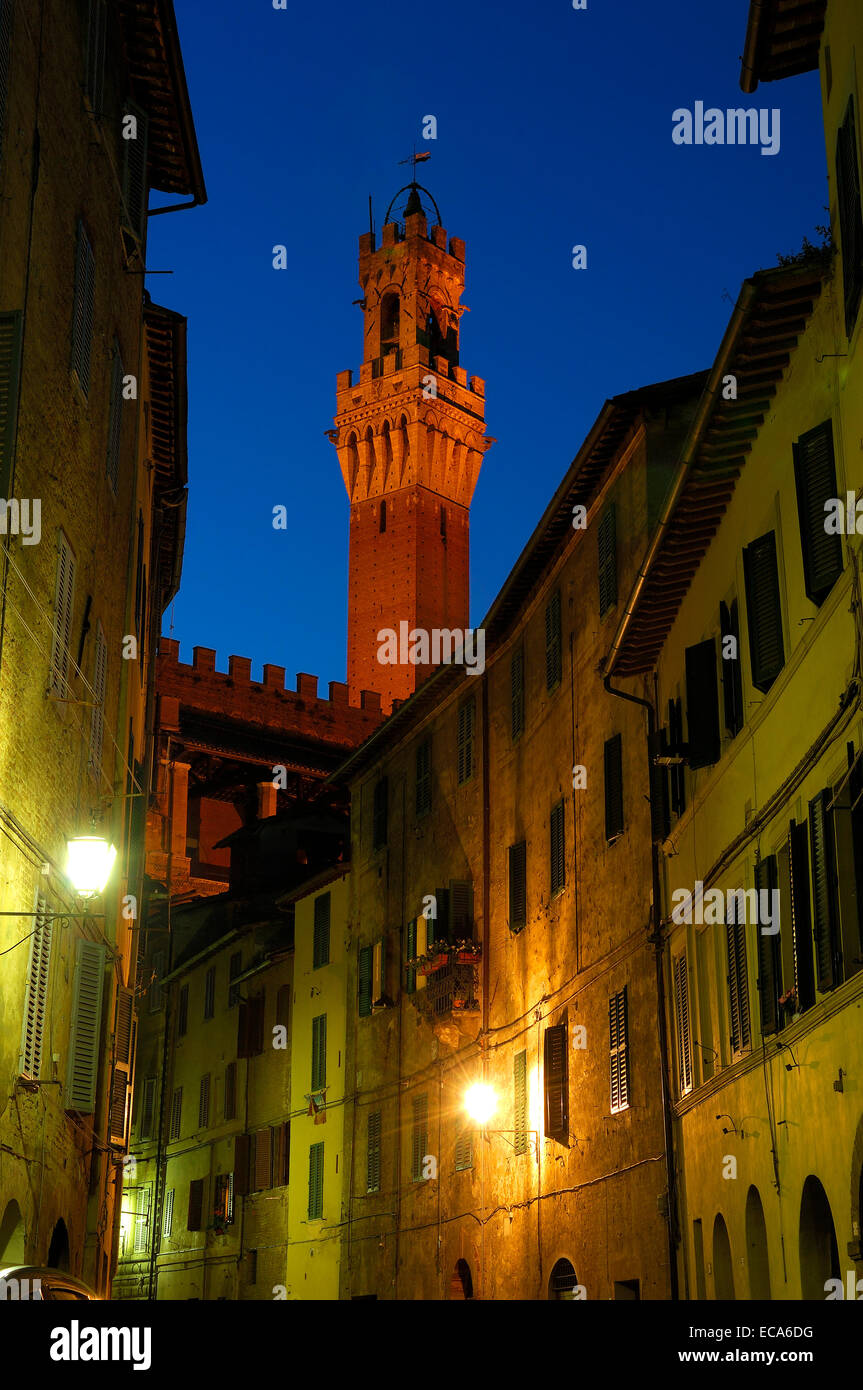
[331,180,492,712]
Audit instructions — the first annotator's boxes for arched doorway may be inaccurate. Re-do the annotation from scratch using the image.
[0,1200,25,1265]
[712,1213,735,1299]
[548,1258,579,1300]
[449,1258,473,1300]
[47,1218,70,1271]
[745,1186,771,1299]
[799,1175,839,1299]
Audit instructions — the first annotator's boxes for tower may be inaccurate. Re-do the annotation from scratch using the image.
[331,182,491,711]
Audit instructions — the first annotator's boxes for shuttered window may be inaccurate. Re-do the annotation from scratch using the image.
[237,992,265,1058]
[372,776,388,849]
[513,1050,528,1155]
[367,1111,382,1193]
[198,1074,210,1130]
[121,100,149,242]
[187,1177,204,1232]
[224,1061,237,1121]
[598,503,617,616]
[511,646,525,740]
[836,96,863,337]
[204,967,215,1020]
[405,920,417,995]
[410,1093,428,1181]
[177,983,188,1037]
[685,638,720,769]
[604,733,624,842]
[673,955,693,1095]
[133,1185,151,1253]
[454,1122,473,1172]
[743,531,785,693]
[84,0,107,114]
[726,898,751,1055]
[719,599,744,737]
[0,310,23,497]
[169,1088,182,1141]
[140,1076,156,1138]
[358,944,373,1015]
[20,895,52,1079]
[66,938,106,1111]
[415,739,432,817]
[109,984,133,1145]
[313,892,331,968]
[793,420,843,605]
[254,1128,272,1192]
[213,1173,234,1226]
[509,840,527,932]
[550,799,565,896]
[648,728,670,841]
[162,1189,174,1239]
[788,820,816,1012]
[457,697,475,784]
[88,622,107,778]
[755,856,782,1035]
[71,220,96,394]
[809,789,841,991]
[372,936,386,1003]
[106,340,124,490]
[0,1,12,167]
[545,590,562,691]
[308,1142,324,1220]
[311,1014,327,1090]
[668,697,686,817]
[544,1024,568,1141]
[228,951,242,1006]
[50,532,76,698]
[609,988,629,1113]
[450,880,473,937]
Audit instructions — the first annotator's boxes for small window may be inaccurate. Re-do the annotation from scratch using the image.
[550,800,565,896]
[367,1111,382,1193]
[511,646,525,740]
[598,503,617,616]
[313,892,331,969]
[379,499,386,533]
[454,1122,473,1172]
[415,739,432,818]
[203,967,215,1020]
[545,590,562,691]
[609,988,629,1113]
[509,840,527,932]
[148,950,165,1014]
[308,1142,325,1220]
[71,220,96,394]
[743,530,785,693]
[187,1177,205,1232]
[311,1014,327,1091]
[543,1023,568,1142]
[140,1076,156,1138]
[793,420,843,605]
[836,96,863,337]
[162,1189,174,1239]
[457,698,475,785]
[410,1093,428,1181]
[372,777,388,849]
[213,1174,234,1227]
[177,984,189,1037]
[604,734,624,842]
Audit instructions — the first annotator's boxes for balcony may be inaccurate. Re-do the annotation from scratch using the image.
[406,941,481,1047]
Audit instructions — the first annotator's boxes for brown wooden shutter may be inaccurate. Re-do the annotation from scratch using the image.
[509,841,527,931]
[673,956,692,1095]
[237,999,249,1057]
[726,898,751,1054]
[233,1133,251,1196]
[254,1128,272,1191]
[609,989,629,1112]
[358,945,373,1016]
[449,880,473,937]
[187,1177,204,1231]
[513,1050,528,1155]
[543,1023,568,1141]
[224,1061,237,1121]
[648,727,670,842]
[788,820,816,1012]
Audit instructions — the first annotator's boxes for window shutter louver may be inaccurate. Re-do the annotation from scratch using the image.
[133,1185,151,1253]
[254,1128,272,1191]
[411,1093,428,1180]
[71,220,95,394]
[685,638,721,769]
[755,856,781,1035]
[609,988,629,1113]
[20,895,52,1079]
[169,1087,182,1141]
[598,503,617,616]
[140,1076,156,1138]
[0,310,23,497]
[648,728,670,841]
[88,623,107,778]
[743,531,785,693]
[604,733,624,841]
[454,1123,473,1171]
[513,1050,528,1155]
[224,1061,237,1121]
[280,1121,290,1186]
[311,1014,327,1090]
[198,1075,210,1130]
[308,1142,324,1219]
[109,984,134,1144]
[673,956,693,1095]
[450,880,473,937]
[187,1178,204,1232]
[121,101,149,242]
[415,739,432,817]
[372,937,385,1002]
[788,821,816,1012]
[358,945,373,1015]
[511,646,525,740]
[793,420,843,605]
[66,939,106,1111]
[233,1133,251,1197]
[509,841,527,931]
[162,1188,174,1239]
[405,920,417,994]
[367,1111,382,1192]
[50,533,76,698]
[550,799,565,896]
[457,698,475,784]
[809,789,841,991]
[372,776,388,849]
[106,341,124,490]
[719,600,744,737]
[543,1023,568,1141]
[545,590,562,690]
[837,96,863,338]
[313,892,331,968]
[726,897,751,1054]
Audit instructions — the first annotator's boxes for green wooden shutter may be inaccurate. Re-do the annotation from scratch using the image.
[509,841,527,931]
[550,799,565,895]
[50,532,76,698]
[726,898,750,1054]
[511,646,525,740]
[372,776,388,849]
[543,1023,568,1141]
[598,503,617,616]
[410,1093,428,1180]
[609,988,629,1113]
[313,892,331,968]
[367,1112,382,1192]
[743,531,785,693]
[457,698,474,785]
[685,638,720,769]
[0,310,23,497]
[454,1122,473,1171]
[308,1143,325,1219]
[106,341,123,490]
[20,895,52,1079]
[545,590,562,690]
[121,100,149,242]
[792,420,843,605]
[432,887,448,944]
[513,1050,528,1155]
[311,1013,327,1090]
[66,939,106,1111]
[809,789,841,991]
[673,955,692,1095]
[604,733,624,841]
[198,1075,211,1131]
[755,856,781,1036]
[719,599,744,737]
[71,220,96,394]
[837,96,863,337]
[358,944,373,1015]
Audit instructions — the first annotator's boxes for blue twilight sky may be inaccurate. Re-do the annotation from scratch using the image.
[151,0,827,686]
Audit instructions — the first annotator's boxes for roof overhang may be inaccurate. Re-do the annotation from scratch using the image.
[740,0,826,93]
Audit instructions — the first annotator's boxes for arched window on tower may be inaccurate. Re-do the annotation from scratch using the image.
[379,500,386,533]
[381,293,400,354]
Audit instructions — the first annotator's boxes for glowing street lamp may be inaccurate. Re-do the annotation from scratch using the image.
[65,835,117,898]
[464,1082,497,1127]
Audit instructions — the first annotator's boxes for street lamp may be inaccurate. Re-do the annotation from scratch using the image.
[464,1083,497,1126]
[65,835,117,898]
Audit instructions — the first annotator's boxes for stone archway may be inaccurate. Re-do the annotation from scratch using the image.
[799,1175,839,1300]
[449,1258,473,1300]
[745,1186,771,1299]
[713,1213,735,1299]
[548,1258,579,1300]
[47,1218,70,1271]
[0,1200,25,1265]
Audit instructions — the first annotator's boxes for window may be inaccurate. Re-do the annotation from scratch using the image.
[198,1074,210,1130]
[810,788,841,992]
[169,1088,182,1142]
[71,220,95,394]
[224,1062,236,1122]
[372,777,388,849]
[440,505,447,539]
[719,600,744,737]
[726,898,751,1055]
[836,96,863,337]
[253,1128,272,1192]
[237,992,265,1057]
[140,1076,156,1138]
[550,799,565,896]
[66,939,106,1111]
[228,952,242,1006]
[509,840,527,932]
[88,623,107,778]
[372,937,386,1005]
[367,1112,381,1193]
[648,727,670,841]
[358,944,373,1016]
[831,759,863,983]
[511,646,525,740]
[313,892,331,968]
[203,967,215,1020]
[410,1093,428,1181]
[0,310,23,498]
[162,1189,174,1239]
[450,880,473,937]
[405,920,417,995]
[187,1177,205,1232]
[308,1142,325,1220]
[604,733,624,842]
[685,638,720,769]
[743,531,784,693]
[598,503,617,616]
[106,341,124,490]
[793,420,843,605]
[668,697,686,817]
[275,1122,290,1187]
[786,821,816,1012]
[609,988,629,1113]
[177,984,189,1037]
[755,856,781,1035]
[83,0,107,114]
[133,1185,151,1254]
[213,1174,234,1227]
[457,697,475,784]
[545,590,562,691]
[379,499,386,533]
[50,532,76,698]
[543,1024,568,1142]
[121,101,149,242]
[20,895,52,1080]
[311,1014,327,1090]
[513,1050,528,1155]
[454,1122,473,1172]
[673,956,692,1096]
[415,740,432,817]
